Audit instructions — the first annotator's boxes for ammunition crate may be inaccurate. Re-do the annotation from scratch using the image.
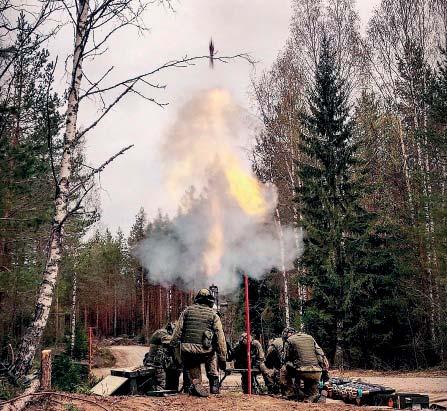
[390,393,430,409]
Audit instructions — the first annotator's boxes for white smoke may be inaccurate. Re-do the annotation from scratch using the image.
[134,89,302,292]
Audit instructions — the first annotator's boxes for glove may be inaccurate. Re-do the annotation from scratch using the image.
[218,358,227,371]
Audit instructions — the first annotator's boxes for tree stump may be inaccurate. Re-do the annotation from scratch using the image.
[40,349,52,390]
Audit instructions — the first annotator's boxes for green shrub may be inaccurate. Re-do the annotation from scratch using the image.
[52,354,88,392]
[64,326,88,360]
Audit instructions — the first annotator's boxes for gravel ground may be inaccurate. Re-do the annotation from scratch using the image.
[50,344,446,411]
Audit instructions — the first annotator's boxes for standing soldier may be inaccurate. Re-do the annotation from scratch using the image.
[229,332,273,394]
[280,327,329,402]
[264,335,284,394]
[171,288,227,397]
[143,322,180,391]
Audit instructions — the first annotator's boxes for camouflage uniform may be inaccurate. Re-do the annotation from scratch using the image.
[280,332,328,402]
[171,289,227,397]
[230,333,272,394]
[143,323,179,391]
[264,337,284,394]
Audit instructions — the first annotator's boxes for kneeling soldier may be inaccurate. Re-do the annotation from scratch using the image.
[229,332,272,394]
[143,322,179,391]
[280,327,329,402]
[264,336,284,394]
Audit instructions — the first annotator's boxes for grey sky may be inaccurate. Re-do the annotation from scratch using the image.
[50,0,379,235]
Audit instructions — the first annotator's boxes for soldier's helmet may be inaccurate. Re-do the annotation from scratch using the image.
[166,321,176,335]
[282,326,297,341]
[194,288,215,307]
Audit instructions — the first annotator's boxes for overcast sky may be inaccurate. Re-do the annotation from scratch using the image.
[49,0,379,235]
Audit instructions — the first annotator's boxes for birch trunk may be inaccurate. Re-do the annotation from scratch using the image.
[10,0,89,378]
[70,273,77,356]
[411,86,437,345]
[113,286,117,337]
[275,208,290,327]
[397,119,414,217]
[141,268,145,333]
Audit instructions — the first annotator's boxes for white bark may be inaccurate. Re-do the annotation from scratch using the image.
[113,286,117,337]
[10,0,89,378]
[397,119,414,217]
[275,208,290,327]
[70,273,77,356]
[3,374,40,411]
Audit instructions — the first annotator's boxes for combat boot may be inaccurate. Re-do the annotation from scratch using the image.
[189,380,209,397]
[209,376,220,394]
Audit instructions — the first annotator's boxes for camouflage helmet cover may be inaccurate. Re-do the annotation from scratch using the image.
[166,321,176,335]
[282,326,297,340]
[194,288,215,305]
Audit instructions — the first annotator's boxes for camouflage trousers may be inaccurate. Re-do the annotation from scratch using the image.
[149,366,180,391]
[280,365,321,402]
[263,366,281,394]
[182,351,218,390]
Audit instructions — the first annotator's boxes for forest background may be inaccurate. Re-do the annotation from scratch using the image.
[1,0,446,380]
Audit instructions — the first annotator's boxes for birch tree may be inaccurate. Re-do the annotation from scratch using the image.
[9,0,251,380]
[366,0,447,353]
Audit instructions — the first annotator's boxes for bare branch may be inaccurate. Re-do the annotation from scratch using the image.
[77,80,138,138]
[80,53,255,98]
[69,144,134,195]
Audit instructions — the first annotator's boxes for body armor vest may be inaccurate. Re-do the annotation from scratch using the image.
[181,303,215,345]
[287,333,320,369]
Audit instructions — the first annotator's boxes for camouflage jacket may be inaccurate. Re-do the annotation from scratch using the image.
[265,337,284,370]
[283,332,328,372]
[170,303,227,363]
[144,328,173,368]
[230,338,265,369]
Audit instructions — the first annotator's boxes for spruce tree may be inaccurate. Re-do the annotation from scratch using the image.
[297,35,409,368]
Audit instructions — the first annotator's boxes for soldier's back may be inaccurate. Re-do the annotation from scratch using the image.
[287,333,320,370]
[266,337,283,369]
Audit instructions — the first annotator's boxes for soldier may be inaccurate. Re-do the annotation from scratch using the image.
[170,288,227,397]
[229,332,273,394]
[264,336,284,394]
[280,327,329,402]
[143,322,180,391]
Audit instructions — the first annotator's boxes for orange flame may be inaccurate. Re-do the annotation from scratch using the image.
[164,89,270,277]
[223,154,267,216]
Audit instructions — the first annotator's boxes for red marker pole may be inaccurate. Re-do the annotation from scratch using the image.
[244,273,252,395]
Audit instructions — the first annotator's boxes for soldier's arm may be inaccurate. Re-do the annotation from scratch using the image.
[314,340,329,369]
[256,341,265,362]
[282,341,290,364]
[228,341,240,361]
[170,311,184,348]
[170,311,185,364]
[161,333,172,346]
[213,314,227,362]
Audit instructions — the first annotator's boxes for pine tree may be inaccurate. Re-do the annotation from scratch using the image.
[0,15,63,356]
[297,35,410,368]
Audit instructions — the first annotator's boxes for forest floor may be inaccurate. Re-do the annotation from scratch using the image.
[24,345,447,411]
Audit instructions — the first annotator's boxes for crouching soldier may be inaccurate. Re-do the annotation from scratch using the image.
[171,288,227,397]
[264,336,284,394]
[229,332,273,394]
[143,322,180,391]
[280,327,329,402]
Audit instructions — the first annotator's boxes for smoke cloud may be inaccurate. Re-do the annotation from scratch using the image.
[134,89,302,292]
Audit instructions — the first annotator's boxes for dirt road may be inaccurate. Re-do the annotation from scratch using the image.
[91,345,446,408]
[93,345,148,378]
